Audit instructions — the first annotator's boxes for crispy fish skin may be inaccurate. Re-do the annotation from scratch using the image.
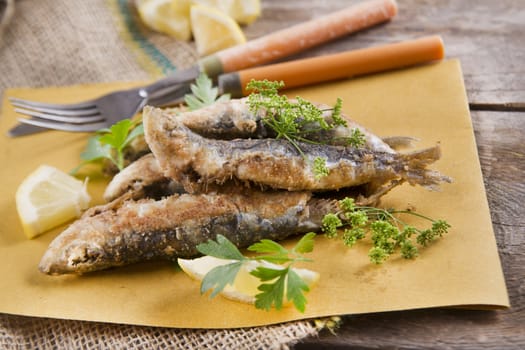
[39,189,337,275]
[107,102,411,200]
[144,107,451,192]
[112,99,402,176]
[171,98,268,139]
[146,100,396,153]
[103,154,402,205]
[294,101,396,153]
[103,153,185,202]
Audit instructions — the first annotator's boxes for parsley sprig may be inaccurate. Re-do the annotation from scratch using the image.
[322,197,451,264]
[74,73,230,174]
[185,73,230,110]
[196,233,316,313]
[72,119,144,174]
[246,79,365,178]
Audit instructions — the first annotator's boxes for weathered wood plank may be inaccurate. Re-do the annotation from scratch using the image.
[294,111,525,349]
[247,0,525,347]
[245,0,525,103]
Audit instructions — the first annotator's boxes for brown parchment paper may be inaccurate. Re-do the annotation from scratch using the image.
[0,59,509,329]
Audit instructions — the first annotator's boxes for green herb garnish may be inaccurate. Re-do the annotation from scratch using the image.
[246,79,365,178]
[322,197,451,264]
[196,233,316,313]
[75,73,231,174]
[72,119,144,174]
[185,73,230,110]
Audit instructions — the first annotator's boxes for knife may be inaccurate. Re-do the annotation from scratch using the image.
[8,0,397,137]
[9,34,445,137]
[219,35,445,97]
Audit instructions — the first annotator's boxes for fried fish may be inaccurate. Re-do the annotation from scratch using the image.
[157,99,397,152]
[39,188,338,275]
[144,106,451,193]
[40,98,451,275]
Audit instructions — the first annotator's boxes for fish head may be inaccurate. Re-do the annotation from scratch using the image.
[39,225,108,275]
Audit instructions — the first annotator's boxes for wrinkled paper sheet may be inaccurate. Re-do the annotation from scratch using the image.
[0,59,509,329]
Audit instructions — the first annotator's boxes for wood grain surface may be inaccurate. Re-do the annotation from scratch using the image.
[240,0,525,348]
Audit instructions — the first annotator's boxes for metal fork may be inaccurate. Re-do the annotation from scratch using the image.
[8,67,199,136]
[8,87,189,137]
[10,34,449,137]
[7,0,403,137]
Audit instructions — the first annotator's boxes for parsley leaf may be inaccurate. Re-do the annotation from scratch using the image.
[72,119,144,174]
[251,266,310,312]
[247,239,290,263]
[185,73,230,110]
[286,268,310,313]
[252,267,287,311]
[79,135,113,163]
[313,157,330,180]
[201,261,243,298]
[293,232,316,254]
[346,127,366,148]
[196,234,245,261]
[245,79,362,179]
[195,234,317,313]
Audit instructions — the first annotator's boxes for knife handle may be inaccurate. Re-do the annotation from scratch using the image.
[199,0,398,77]
[218,35,445,97]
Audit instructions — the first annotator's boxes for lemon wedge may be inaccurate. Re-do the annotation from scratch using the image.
[192,0,261,25]
[229,0,261,25]
[178,256,320,305]
[137,0,192,41]
[190,4,246,56]
[171,0,191,16]
[15,165,91,239]
[191,0,231,15]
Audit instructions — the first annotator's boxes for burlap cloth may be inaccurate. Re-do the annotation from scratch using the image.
[0,0,323,348]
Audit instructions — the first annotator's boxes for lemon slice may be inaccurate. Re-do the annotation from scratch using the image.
[178,256,320,304]
[171,0,191,16]
[15,165,91,239]
[191,0,232,15]
[137,0,192,41]
[192,0,261,25]
[190,4,246,56]
[229,0,261,25]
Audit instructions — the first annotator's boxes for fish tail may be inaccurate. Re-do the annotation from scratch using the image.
[398,144,453,190]
[382,136,419,150]
[306,198,341,226]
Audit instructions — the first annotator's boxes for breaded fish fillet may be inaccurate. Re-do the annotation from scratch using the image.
[103,153,184,202]
[153,99,396,153]
[39,188,337,275]
[144,107,451,193]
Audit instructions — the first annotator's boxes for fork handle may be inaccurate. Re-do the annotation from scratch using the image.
[199,0,398,77]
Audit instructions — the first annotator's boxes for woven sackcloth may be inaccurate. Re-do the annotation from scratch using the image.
[0,0,321,348]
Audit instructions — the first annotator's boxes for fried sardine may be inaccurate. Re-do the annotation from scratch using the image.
[166,99,397,153]
[40,98,451,275]
[39,188,338,275]
[144,107,451,193]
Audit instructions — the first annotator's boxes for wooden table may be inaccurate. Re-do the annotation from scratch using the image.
[245,0,524,348]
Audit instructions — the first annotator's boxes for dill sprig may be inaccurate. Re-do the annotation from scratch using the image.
[322,197,451,264]
[246,79,365,178]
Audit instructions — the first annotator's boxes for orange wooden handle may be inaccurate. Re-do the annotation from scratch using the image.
[201,0,398,76]
[219,35,445,97]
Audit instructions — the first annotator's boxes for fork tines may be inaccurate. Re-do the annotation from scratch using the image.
[10,97,106,132]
